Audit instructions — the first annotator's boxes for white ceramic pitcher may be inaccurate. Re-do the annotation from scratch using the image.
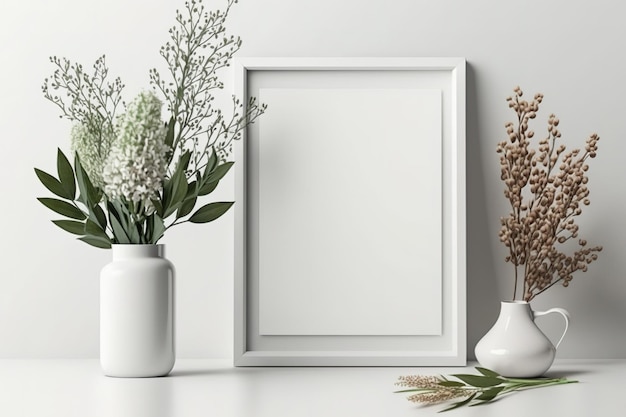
[474,301,570,377]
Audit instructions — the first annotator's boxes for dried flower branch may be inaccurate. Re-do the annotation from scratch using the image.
[497,86,602,301]
[395,367,577,412]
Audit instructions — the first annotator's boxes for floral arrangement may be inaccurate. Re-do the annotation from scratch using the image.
[35,0,265,248]
[497,87,601,301]
[395,367,576,412]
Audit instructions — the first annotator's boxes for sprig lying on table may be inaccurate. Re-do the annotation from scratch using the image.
[395,367,577,412]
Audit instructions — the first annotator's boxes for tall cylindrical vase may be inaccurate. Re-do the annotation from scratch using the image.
[100,244,175,377]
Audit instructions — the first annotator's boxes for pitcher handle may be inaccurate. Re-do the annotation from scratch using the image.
[533,308,571,349]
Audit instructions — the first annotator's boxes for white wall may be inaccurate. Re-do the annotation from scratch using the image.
[1,0,624,359]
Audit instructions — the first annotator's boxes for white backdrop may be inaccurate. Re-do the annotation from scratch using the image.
[1,0,624,359]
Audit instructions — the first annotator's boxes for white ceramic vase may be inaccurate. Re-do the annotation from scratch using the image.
[474,301,570,378]
[100,244,175,377]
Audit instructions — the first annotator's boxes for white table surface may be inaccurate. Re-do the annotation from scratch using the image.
[0,359,622,417]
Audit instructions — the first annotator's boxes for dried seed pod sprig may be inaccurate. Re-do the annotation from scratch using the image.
[497,87,602,301]
[395,367,577,412]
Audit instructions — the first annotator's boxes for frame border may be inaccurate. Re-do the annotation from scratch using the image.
[234,57,466,366]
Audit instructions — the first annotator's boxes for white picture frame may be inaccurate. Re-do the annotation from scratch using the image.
[234,57,466,366]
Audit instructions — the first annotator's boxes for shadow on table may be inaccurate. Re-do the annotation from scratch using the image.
[544,369,592,379]
[544,359,624,379]
[168,367,263,378]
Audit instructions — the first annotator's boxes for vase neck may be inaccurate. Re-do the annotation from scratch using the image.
[111,244,164,260]
[499,301,533,319]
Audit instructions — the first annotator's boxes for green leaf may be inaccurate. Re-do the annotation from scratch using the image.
[74,154,99,206]
[38,198,86,220]
[176,150,192,172]
[161,182,173,215]
[162,153,191,218]
[198,180,219,196]
[165,116,175,149]
[108,200,141,244]
[107,202,130,244]
[186,180,198,197]
[35,168,72,199]
[92,204,107,230]
[204,148,218,176]
[474,386,505,402]
[52,220,85,235]
[125,217,140,243]
[451,375,504,388]
[107,201,125,228]
[151,198,164,217]
[394,389,430,394]
[475,367,501,378]
[94,187,104,204]
[109,213,130,244]
[115,200,132,227]
[150,215,166,243]
[177,196,197,219]
[169,170,189,215]
[78,235,111,249]
[188,201,234,224]
[206,162,233,184]
[438,381,465,388]
[57,148,76,199]
[85,219,110,240]
[439,393,477,413]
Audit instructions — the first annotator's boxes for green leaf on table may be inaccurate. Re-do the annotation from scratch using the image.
[438,380,465,388]
[474,386,505,402]
[57,148,76,199]
[439,393,477,413]
[52,219,85,235]
[394,388,430,394]
[78,235,111,249]
[475,367,501,378]
[34,168,71,200]
[38,198,86,220]
[451,375,504,388]
[188,201,234,223]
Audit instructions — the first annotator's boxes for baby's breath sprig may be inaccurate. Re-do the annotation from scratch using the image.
[395,367,577,412]
[149,0,266,175]
[42,55,124,155]
[497,87,602,301]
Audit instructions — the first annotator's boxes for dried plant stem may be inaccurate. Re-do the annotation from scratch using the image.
[395,367,577,412]
[497,86,601,302]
